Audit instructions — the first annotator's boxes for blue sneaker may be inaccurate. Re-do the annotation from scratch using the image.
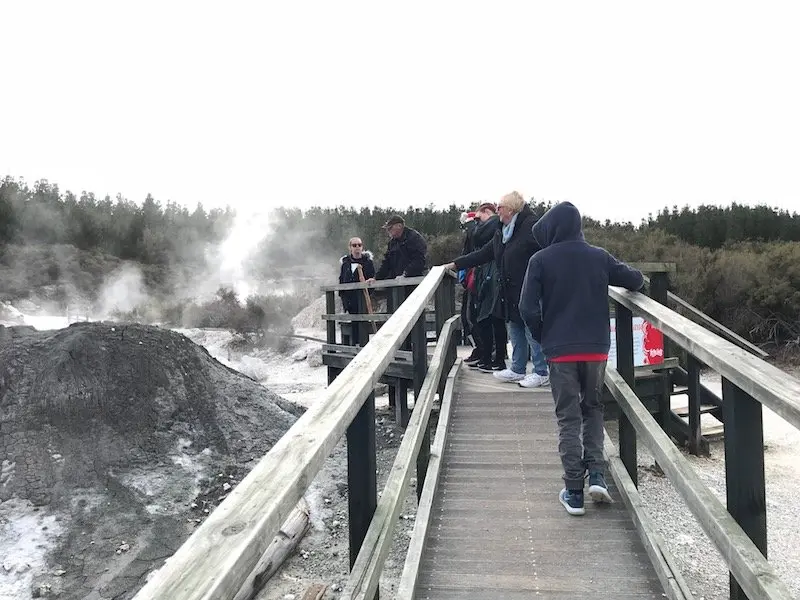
[559,488,585,515]
[588,472,613,503]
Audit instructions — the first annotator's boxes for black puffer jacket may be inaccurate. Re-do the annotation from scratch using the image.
[375,227,428,279]
[453,204,541,324]
[339,251,375,313]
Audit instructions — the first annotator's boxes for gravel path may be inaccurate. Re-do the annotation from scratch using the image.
[619,371,800,600]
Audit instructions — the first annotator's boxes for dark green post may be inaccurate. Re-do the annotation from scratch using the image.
[614,301,637,487]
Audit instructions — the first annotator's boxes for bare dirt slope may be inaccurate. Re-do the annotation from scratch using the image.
[0,322,303,599]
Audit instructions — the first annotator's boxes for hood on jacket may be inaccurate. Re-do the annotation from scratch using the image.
[532,202,584,249]
[340,250,373,265]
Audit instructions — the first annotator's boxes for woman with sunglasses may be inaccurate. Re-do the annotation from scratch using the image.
[338,237,376,314]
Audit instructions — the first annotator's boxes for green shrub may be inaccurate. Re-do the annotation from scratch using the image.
[427,232,464,266]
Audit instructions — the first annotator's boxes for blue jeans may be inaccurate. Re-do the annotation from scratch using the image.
[507,320,548,376]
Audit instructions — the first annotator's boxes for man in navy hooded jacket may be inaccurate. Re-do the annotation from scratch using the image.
[519,201,644,516]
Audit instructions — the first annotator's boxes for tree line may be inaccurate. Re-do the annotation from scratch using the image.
[2,175,799,348]
[0,177,234,265]
[644,203,800,249]
[4,176,798,263]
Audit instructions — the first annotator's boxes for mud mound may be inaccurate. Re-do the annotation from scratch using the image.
[291,294,328,330]
[0,322,303,599]
[290,292,388,332]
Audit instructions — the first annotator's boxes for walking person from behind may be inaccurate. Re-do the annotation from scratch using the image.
[444,192,549,387]
[371,215,428,281]
[519,201,644,516]
[338,237,375,314]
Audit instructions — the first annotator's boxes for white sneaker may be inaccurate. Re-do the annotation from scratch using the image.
[493,369,525,382]
[518,373,550,388]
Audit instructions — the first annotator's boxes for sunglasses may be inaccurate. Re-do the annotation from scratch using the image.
[351,243,362,247]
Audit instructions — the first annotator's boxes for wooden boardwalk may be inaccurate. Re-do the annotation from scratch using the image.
[414,364,665,599]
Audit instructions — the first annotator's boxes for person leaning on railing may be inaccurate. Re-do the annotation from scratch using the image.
[368,215,428,282]
[443,191,548,388]
[338,237,375,314]
[460,203,507,372]
[519,201,644,517]
[458,210,481,363]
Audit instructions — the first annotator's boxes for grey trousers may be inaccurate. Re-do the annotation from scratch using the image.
[548,361,607,490]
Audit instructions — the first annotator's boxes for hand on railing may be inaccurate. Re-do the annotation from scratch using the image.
[442,262,456,271]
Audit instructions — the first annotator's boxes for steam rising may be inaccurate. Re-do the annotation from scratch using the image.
[202,210,273,301]
[0,183,340,330]
[96,265,147,317]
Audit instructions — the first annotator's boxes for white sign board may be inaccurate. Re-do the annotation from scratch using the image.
[608,317,664,369]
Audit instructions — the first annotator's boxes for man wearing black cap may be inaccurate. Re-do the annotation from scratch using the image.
[371,215,428,280]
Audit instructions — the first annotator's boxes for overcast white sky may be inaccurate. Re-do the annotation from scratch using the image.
[1,1,799,224]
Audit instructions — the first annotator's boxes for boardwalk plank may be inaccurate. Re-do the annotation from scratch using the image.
[414,368,664,598]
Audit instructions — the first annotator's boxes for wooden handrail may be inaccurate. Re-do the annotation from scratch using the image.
[605,368,794,600]
[627,261,676,273]
[132,267,449,600]
[609,287,800,430]
[321,270,457,292]
[322,276,426,292]
[341,315,461,600]
[322,314,393,322]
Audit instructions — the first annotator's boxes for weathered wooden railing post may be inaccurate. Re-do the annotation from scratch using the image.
[354,290,379,600]
[446,273,457,343]
[386,287,398,413]
[433,282,446,398]
[410,286,429,502]
[326,291,341,385]
[722,378,767,600]
[413,311,430,503]
[614,301,637,486]
[645,268,672,438]
[328,288,379,595]
[411,302,428,401]
[326,291,337,346]
[392,286,410,426]
[346,391,378,596]
[433,282,446,341]
[686,355,706,456]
